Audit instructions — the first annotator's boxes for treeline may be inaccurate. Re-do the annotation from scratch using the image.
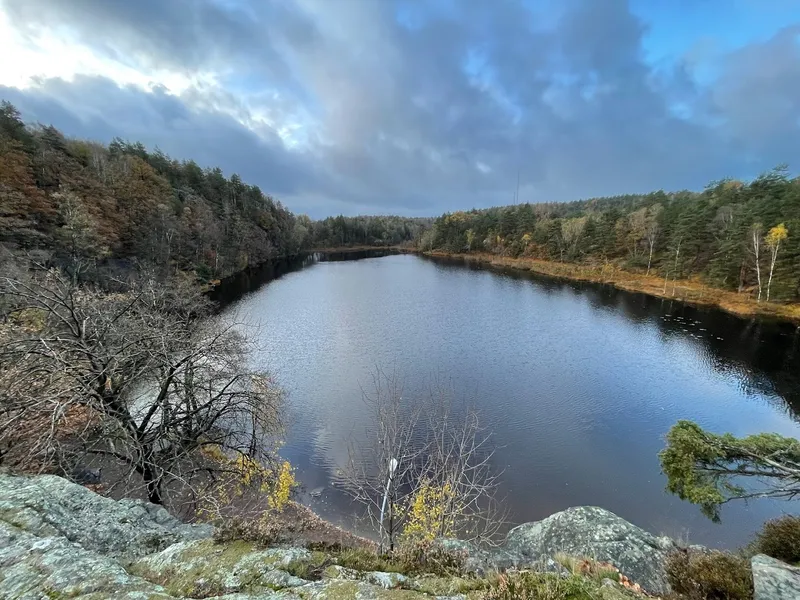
[309,214,432,248]
[423,170,800,301]
[0,101,422,283]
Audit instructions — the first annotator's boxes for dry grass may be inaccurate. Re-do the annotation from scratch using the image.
[479,570,638,600]
[213,502,375,551]
[425,251,800,323]
[280,539,468,581]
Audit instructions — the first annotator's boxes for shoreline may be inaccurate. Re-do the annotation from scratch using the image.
[423,250,800,324]
[308,245,413,254]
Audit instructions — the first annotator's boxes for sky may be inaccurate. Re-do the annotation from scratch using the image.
[0,0,798,218]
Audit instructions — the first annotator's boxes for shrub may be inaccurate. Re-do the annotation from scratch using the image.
[394,537,467,577]
[335,548,400,573]
[754,515,800,564]
[665,549,753,600]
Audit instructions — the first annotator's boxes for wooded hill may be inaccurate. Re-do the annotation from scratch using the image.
[0,101,423,283]
[3,98,799,301]
[422,172,800,302]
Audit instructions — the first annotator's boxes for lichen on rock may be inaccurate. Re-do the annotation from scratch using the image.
[0,474,663,599]
[446,505,676,595]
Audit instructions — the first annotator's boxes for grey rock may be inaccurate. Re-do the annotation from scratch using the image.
[364,570,408,589]
[0,473,212,559]
[129,540,312,596]
[0,518,172,599]
[752,554,800,600]
[1,474,690,599]
[439,537,521,573]
[208,594,300,600]
[501,506,674,594]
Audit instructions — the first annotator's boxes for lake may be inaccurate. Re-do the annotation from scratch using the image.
[217,252,800,549]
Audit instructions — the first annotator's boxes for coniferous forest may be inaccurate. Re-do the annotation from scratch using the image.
[422,171,800,302]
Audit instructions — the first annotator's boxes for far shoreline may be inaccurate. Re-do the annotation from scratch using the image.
[422,250,800,324]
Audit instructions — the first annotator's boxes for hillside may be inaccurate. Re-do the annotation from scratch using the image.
[422,173,800,305]
[0,101,425,284]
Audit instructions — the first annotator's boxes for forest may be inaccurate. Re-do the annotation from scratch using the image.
[0,101,422,283]
[3,98,800,303]
[422,173,800,302]
[309,214,431,249]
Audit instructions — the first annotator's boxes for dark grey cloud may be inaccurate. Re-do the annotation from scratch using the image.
[1,0,798,217]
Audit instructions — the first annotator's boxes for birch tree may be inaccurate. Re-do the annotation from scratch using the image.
[644,204,662,276]
[764,223,788,301]
[750,223,764,301]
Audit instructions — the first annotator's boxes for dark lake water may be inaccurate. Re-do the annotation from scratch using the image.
[218,252,800,549]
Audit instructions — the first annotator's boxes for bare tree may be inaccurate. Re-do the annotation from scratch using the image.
[418,384,505,543]
[342,369,504,552]
[644,204,662,276]
[765,223,788,302]
[343,369,425,552]
[0,265,283,508]
[750,223,764,302]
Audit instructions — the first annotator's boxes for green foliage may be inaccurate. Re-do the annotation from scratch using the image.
[308,214,431,248]
[754,515,800,564]
[425,168,800,301]
[660,420,800,521]
[665,549,753,600]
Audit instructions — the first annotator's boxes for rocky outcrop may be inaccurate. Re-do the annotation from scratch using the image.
[0,473,213,559]
[444,506,676,595]
[0,474,668,599]
[752,554,800,600]
[504,506,676,595]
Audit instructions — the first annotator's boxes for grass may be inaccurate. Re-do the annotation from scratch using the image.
[554,553,622,583]
[478,571,636,600]
[283,541,467,581]
[425,251,800,323]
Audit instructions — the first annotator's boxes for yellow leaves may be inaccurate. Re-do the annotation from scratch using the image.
[268,461,296,512]
[198,445,296,520]
[765,223,788,248]
[444,211,470,225]
[403,481,456,542]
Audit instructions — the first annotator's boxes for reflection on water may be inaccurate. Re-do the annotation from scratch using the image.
[219,252,800,549]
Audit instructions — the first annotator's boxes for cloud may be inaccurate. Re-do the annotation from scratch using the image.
[0,76,318,198]
[0,0,798,217]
